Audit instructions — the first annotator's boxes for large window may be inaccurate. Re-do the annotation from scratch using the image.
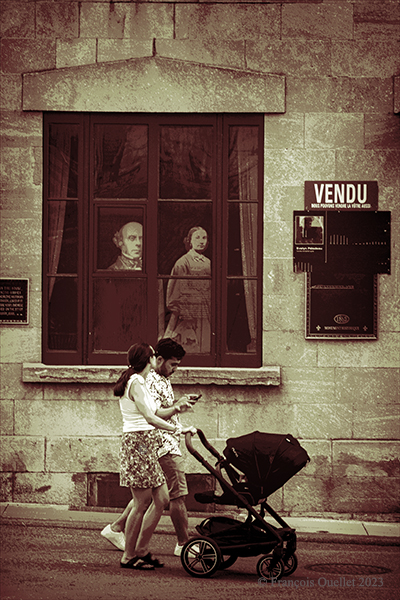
[43,114,263,367]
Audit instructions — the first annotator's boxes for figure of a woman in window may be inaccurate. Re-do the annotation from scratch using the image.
[165,227,211,354]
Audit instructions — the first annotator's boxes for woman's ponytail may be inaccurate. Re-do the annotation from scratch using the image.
[113,343,153,397]
[113,366,135,397]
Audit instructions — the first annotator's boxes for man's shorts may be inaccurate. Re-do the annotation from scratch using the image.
[158,453,188,501]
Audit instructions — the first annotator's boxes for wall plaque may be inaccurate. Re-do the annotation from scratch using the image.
[0,278,29,324]
[306,273,377,339]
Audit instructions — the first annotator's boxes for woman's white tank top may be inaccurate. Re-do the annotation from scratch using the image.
[119,374,156,433]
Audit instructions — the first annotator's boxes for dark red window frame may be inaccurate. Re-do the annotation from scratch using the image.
[43,113,263,367]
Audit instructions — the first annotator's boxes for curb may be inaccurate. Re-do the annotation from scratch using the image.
[1,503,399,547]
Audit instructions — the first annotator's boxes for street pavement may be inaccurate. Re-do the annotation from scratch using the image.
[1,516,399,600]
[1,502,399,545]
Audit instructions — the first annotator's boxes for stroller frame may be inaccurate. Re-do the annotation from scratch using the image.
[181,429,302,580]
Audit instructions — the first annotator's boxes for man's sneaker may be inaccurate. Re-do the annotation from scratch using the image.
[101,524,125,551]
[174,543,184,556]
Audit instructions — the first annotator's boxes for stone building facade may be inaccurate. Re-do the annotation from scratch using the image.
[1,0,399,519]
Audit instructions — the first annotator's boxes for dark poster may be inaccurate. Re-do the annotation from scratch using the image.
[0,278,29,324]
[306,273,377,339]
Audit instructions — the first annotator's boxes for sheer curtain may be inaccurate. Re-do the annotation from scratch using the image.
[236,127,258,353]
[48,129,72,297]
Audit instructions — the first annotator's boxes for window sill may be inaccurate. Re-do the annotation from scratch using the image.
[22,364,280,386]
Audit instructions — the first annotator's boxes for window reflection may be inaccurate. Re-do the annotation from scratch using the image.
[94,124,148,198]
[227,279,256,353]
[48,277,77,350]
[164,227,211,353]
[160,126,212,199]
[93,279,147,351]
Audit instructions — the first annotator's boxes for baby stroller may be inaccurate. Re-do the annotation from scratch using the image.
[181,429,310,580]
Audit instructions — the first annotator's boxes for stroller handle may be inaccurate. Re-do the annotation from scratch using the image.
[185,429,225,462]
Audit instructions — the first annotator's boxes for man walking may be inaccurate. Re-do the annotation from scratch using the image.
[101,338,197,556]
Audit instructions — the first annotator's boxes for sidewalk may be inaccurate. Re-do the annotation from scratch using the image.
[1,502,399,545]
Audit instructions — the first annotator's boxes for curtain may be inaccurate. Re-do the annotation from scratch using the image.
[48,128,72,297]
[236,127,258,352]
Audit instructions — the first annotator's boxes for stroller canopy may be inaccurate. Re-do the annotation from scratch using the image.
[223,431,310,501]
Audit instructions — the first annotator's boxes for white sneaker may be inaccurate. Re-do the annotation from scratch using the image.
[101,524,125,551]
[174,543,184,556]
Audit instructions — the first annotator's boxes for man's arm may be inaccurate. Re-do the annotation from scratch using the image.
[155,396,193,420]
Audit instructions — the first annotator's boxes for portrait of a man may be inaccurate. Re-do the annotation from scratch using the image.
[107,221,143,271]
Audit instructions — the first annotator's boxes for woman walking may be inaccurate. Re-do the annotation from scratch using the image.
[114,342,195,570]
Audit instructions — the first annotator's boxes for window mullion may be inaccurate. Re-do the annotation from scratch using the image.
[216,114,226,367]
[148,118,159,346]
[82,114,90,364]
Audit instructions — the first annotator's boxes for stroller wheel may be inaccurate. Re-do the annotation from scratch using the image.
[256,555,284,582]
[181,536,222,578]
[282,553,298,576]
[220,555,238,570]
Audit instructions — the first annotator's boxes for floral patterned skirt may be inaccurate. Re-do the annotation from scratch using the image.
[120,430,166,489]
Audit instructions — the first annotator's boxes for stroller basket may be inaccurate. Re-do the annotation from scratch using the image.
[196,515,278,546]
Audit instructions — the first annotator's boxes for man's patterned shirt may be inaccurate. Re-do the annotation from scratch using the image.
[147,369,181,458]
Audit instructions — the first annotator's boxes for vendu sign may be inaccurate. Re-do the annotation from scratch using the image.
[305,181,378,211]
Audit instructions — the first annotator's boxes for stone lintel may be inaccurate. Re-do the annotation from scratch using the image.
[22,363,281,386]
[22,56,285,113]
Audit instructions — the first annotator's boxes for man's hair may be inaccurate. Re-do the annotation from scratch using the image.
[112,228,123,248]
[155,338,185,361]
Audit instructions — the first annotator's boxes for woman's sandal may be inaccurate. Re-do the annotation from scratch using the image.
[120,557,154,570]
[139,553,164,568]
